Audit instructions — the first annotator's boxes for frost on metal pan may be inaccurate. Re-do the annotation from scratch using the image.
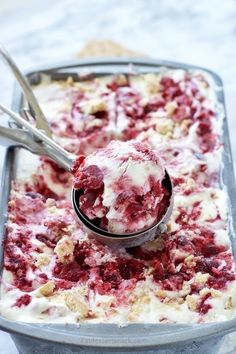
[0,69,236,324]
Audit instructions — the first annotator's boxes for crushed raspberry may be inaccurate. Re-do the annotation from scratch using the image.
[92,258,145,294]
[73,241,91,266]
[38,273,48,281]
[117,258,144,280]
[161,77,182,100]
[175,203,201,228]
[53,241,93,288]
[35,233,57,248]
[144,97,166,113]
[74,164,104,190]
[71,155,86,174]
[41,157,71,185]
[172,177,185,187]
[44,218,68,234]
[198,120,212,135]
[26,176,59,200]
[14,294,32,308]
[99,262,122,289]
[152,260,165,281]
[4,242,33,292]
[107,78,129,91]
[208,270,235,290]
[53,262,88,283]
[197,294,212,315]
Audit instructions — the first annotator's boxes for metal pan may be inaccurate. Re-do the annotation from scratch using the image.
[0,58,236,354]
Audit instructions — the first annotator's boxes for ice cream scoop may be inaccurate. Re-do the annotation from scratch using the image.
[0,104,173,247]
[72,140,170,234]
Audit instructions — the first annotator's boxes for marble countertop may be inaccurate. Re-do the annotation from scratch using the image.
[0,0,236,352]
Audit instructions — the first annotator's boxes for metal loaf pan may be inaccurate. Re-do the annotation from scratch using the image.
[0,58,236,354]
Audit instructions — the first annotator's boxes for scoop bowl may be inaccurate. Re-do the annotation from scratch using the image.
[72,169,174,248]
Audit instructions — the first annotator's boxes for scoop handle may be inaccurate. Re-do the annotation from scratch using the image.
[0,46,52,137]
[0,103,75,171]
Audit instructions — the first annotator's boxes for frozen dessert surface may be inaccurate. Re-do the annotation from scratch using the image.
[72,140,168,234]
[0,69,236,324]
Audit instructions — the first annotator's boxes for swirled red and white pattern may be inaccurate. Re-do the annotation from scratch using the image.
[1,70,235,324]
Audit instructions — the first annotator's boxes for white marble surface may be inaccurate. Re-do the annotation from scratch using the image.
[0,0,236,353]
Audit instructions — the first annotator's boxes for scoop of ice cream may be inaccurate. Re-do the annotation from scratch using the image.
[72,140,169,234]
